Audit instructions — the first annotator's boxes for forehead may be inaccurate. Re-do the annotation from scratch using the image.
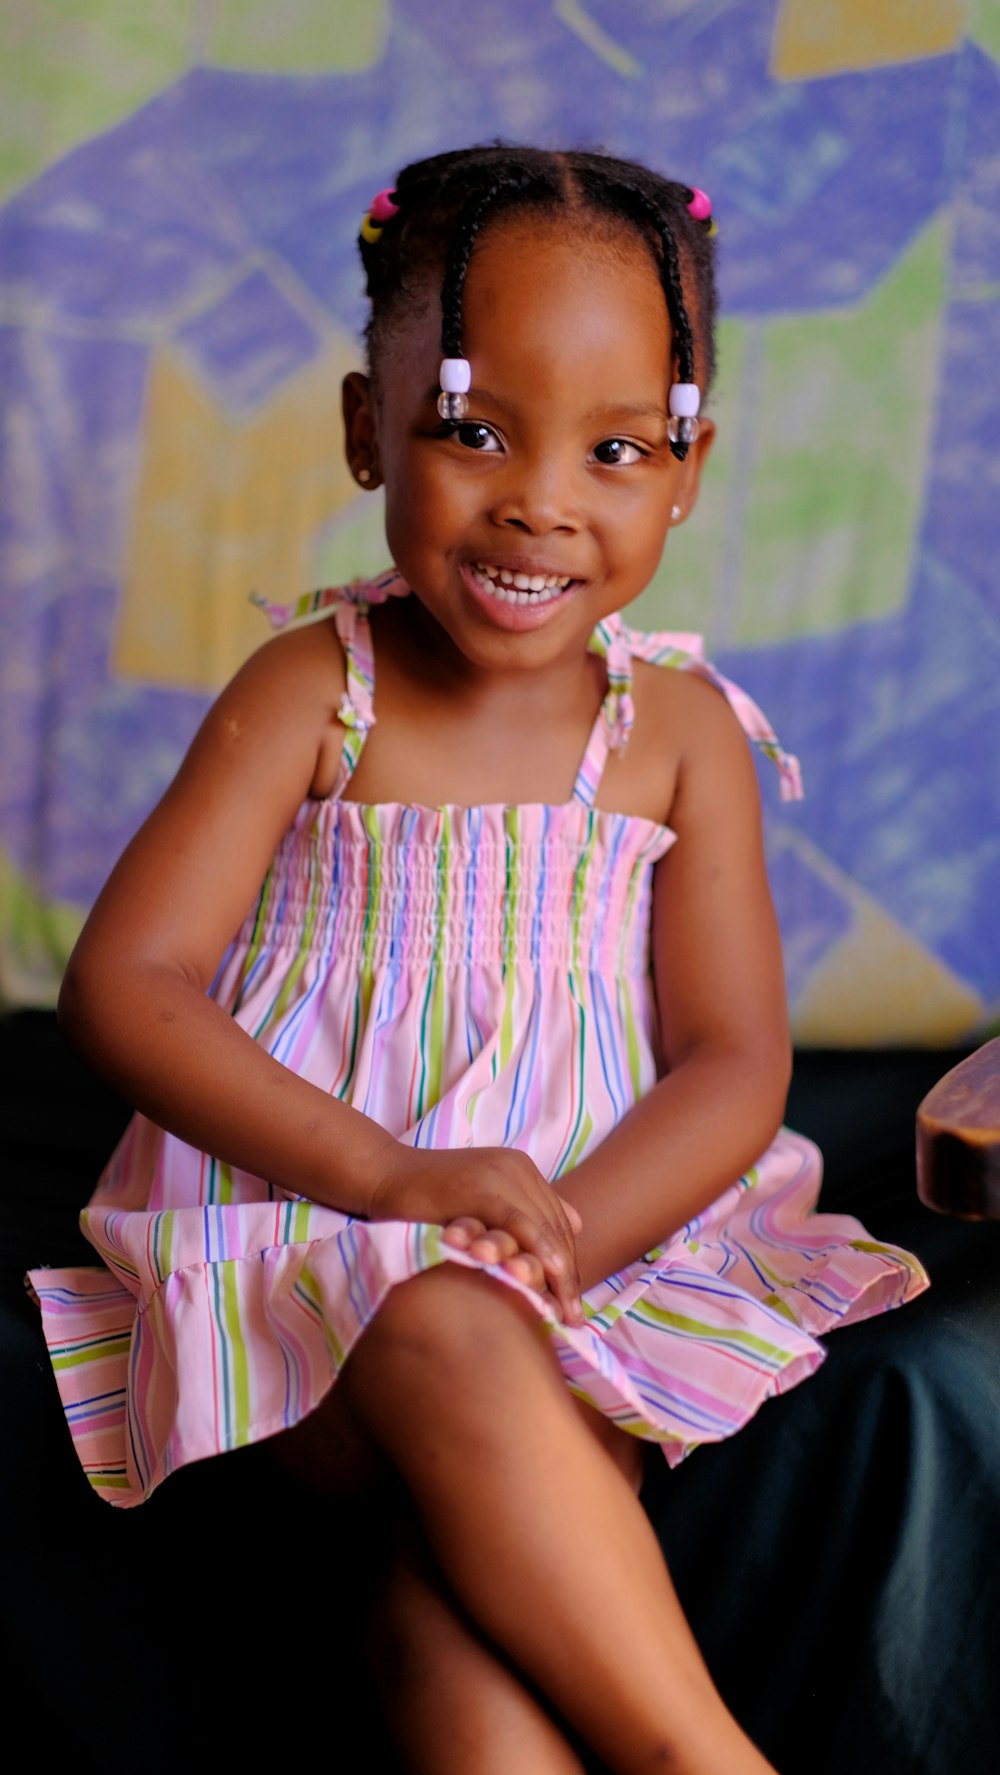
[379,211,673,397]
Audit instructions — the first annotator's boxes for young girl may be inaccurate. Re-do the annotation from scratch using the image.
[30,144,928,1775]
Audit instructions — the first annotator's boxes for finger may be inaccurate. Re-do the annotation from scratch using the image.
[441,1217,487,1249]
[504,1211,583,1327]
[502,1252,547,1294]
[469,1227,520,1264]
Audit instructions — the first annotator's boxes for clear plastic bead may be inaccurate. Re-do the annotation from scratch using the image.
[667,414,701,446]
[437,390,469,420]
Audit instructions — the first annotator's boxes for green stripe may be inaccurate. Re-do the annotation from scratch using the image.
[271,823,323,1023]
[241,862,276,1003]
[359,805,383,1020]
[206,1155,235,1206]
[426,807,451,1109]
[52,1336,132,1370]
[154,1210,174,1281]
[850,1239,926,1277]
[220,1261,252,1447]
[627,1298,792,1364]
[498,807,520,1071]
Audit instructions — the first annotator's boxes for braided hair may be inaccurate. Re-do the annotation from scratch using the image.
[357,142,718,452]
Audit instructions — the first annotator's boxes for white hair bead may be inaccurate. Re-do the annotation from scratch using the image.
[668,382,701,418]
[440,357,472,393]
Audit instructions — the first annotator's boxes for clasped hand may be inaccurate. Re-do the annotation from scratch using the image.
[368,1144,584,1326]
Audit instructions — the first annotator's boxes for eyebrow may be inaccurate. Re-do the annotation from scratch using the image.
[427,386,669,425]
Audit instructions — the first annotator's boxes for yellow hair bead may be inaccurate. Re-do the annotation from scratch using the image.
[360,214,384,244]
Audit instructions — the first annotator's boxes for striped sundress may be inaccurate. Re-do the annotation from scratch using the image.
[28,570,929,1507]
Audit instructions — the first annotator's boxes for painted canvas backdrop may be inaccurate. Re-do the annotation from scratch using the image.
[2,0,998,1045]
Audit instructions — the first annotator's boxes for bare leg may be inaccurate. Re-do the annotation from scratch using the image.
[368,1515,589,1775]
[331,1264,777,1775]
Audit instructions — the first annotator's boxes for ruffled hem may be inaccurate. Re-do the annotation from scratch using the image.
[28,1137,929,1508]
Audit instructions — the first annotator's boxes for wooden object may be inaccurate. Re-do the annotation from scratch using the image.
[916,1036,1000,1219]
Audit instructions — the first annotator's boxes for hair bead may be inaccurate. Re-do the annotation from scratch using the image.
[437,356,472,419]
[369,188,400,224]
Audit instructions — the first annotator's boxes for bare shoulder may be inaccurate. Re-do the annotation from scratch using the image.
[64,615,352,993]
[632,654,748,740]
[620,656,758,826]
[194,615,348,797]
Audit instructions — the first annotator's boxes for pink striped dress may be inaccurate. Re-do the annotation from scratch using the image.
[29,571,929,1507]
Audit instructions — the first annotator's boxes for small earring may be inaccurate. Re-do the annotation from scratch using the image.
[671,504,682,521]
[357,467,372,484]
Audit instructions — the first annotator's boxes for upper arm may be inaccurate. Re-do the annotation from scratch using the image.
[64,622,346,998]
[650,673,791,1078]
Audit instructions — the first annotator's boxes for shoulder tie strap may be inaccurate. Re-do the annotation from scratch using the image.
[249,569,409,799]
[619,618,804,802]
[571,616,635,806]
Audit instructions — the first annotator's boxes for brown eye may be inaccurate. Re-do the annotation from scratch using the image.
[593,438,642,465]
[454,422,501,452]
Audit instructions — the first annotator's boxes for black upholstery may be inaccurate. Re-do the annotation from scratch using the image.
[3,1011,996,1773]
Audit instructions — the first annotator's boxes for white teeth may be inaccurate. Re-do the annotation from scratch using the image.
[473,563,572,604]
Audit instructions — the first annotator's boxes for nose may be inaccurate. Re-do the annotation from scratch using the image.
[489,453,581,536]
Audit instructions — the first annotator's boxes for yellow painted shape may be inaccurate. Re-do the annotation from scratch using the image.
[0,842,84,1011]
[782,833,984,1047]
[114,329,361,693]
[553,1,641,78]
[771,0,968,81]
[207,0,388,72]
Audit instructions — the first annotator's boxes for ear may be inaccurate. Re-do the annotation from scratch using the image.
[342,370,382,490]
[669,417,716,525]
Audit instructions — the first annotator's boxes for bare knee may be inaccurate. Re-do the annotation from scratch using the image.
[350,1260,543,1392]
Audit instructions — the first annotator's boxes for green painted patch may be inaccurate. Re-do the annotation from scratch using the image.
[736,217,947,643]
[0,843,84,1010]
[207,0,387,72]
[315,488,391,588]
[0,1,192,200]
[971,0,1000,63]
[630,315,745,636]
[635,220,947,646]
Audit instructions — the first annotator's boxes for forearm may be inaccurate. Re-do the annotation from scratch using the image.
[58,959,397,1212]
[559,1040,792,1293]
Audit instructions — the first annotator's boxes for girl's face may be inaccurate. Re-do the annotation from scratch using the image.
[343,211,714,674]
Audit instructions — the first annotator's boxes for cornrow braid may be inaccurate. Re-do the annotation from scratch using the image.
[358,142,718,451]
[582,174,700,459]
[438,166,553,360]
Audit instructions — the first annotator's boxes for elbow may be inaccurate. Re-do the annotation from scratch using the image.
[57,952,98,1059]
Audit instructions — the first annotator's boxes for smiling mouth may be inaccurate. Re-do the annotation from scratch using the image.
[471,563,575,605]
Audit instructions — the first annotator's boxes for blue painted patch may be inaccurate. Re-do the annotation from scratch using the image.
[724,551,1000,998]
[177,268,324,412]
[765,835,854,1004]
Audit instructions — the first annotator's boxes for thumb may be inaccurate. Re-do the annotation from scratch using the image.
[558,1196,583,1234]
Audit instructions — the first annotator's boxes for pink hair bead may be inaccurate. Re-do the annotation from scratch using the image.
[686,187,712,222]
[369,188,400,224]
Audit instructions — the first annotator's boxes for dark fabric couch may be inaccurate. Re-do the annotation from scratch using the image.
[3,1008,997,1774]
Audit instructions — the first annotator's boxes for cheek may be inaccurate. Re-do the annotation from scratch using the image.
[384,457,475,541]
